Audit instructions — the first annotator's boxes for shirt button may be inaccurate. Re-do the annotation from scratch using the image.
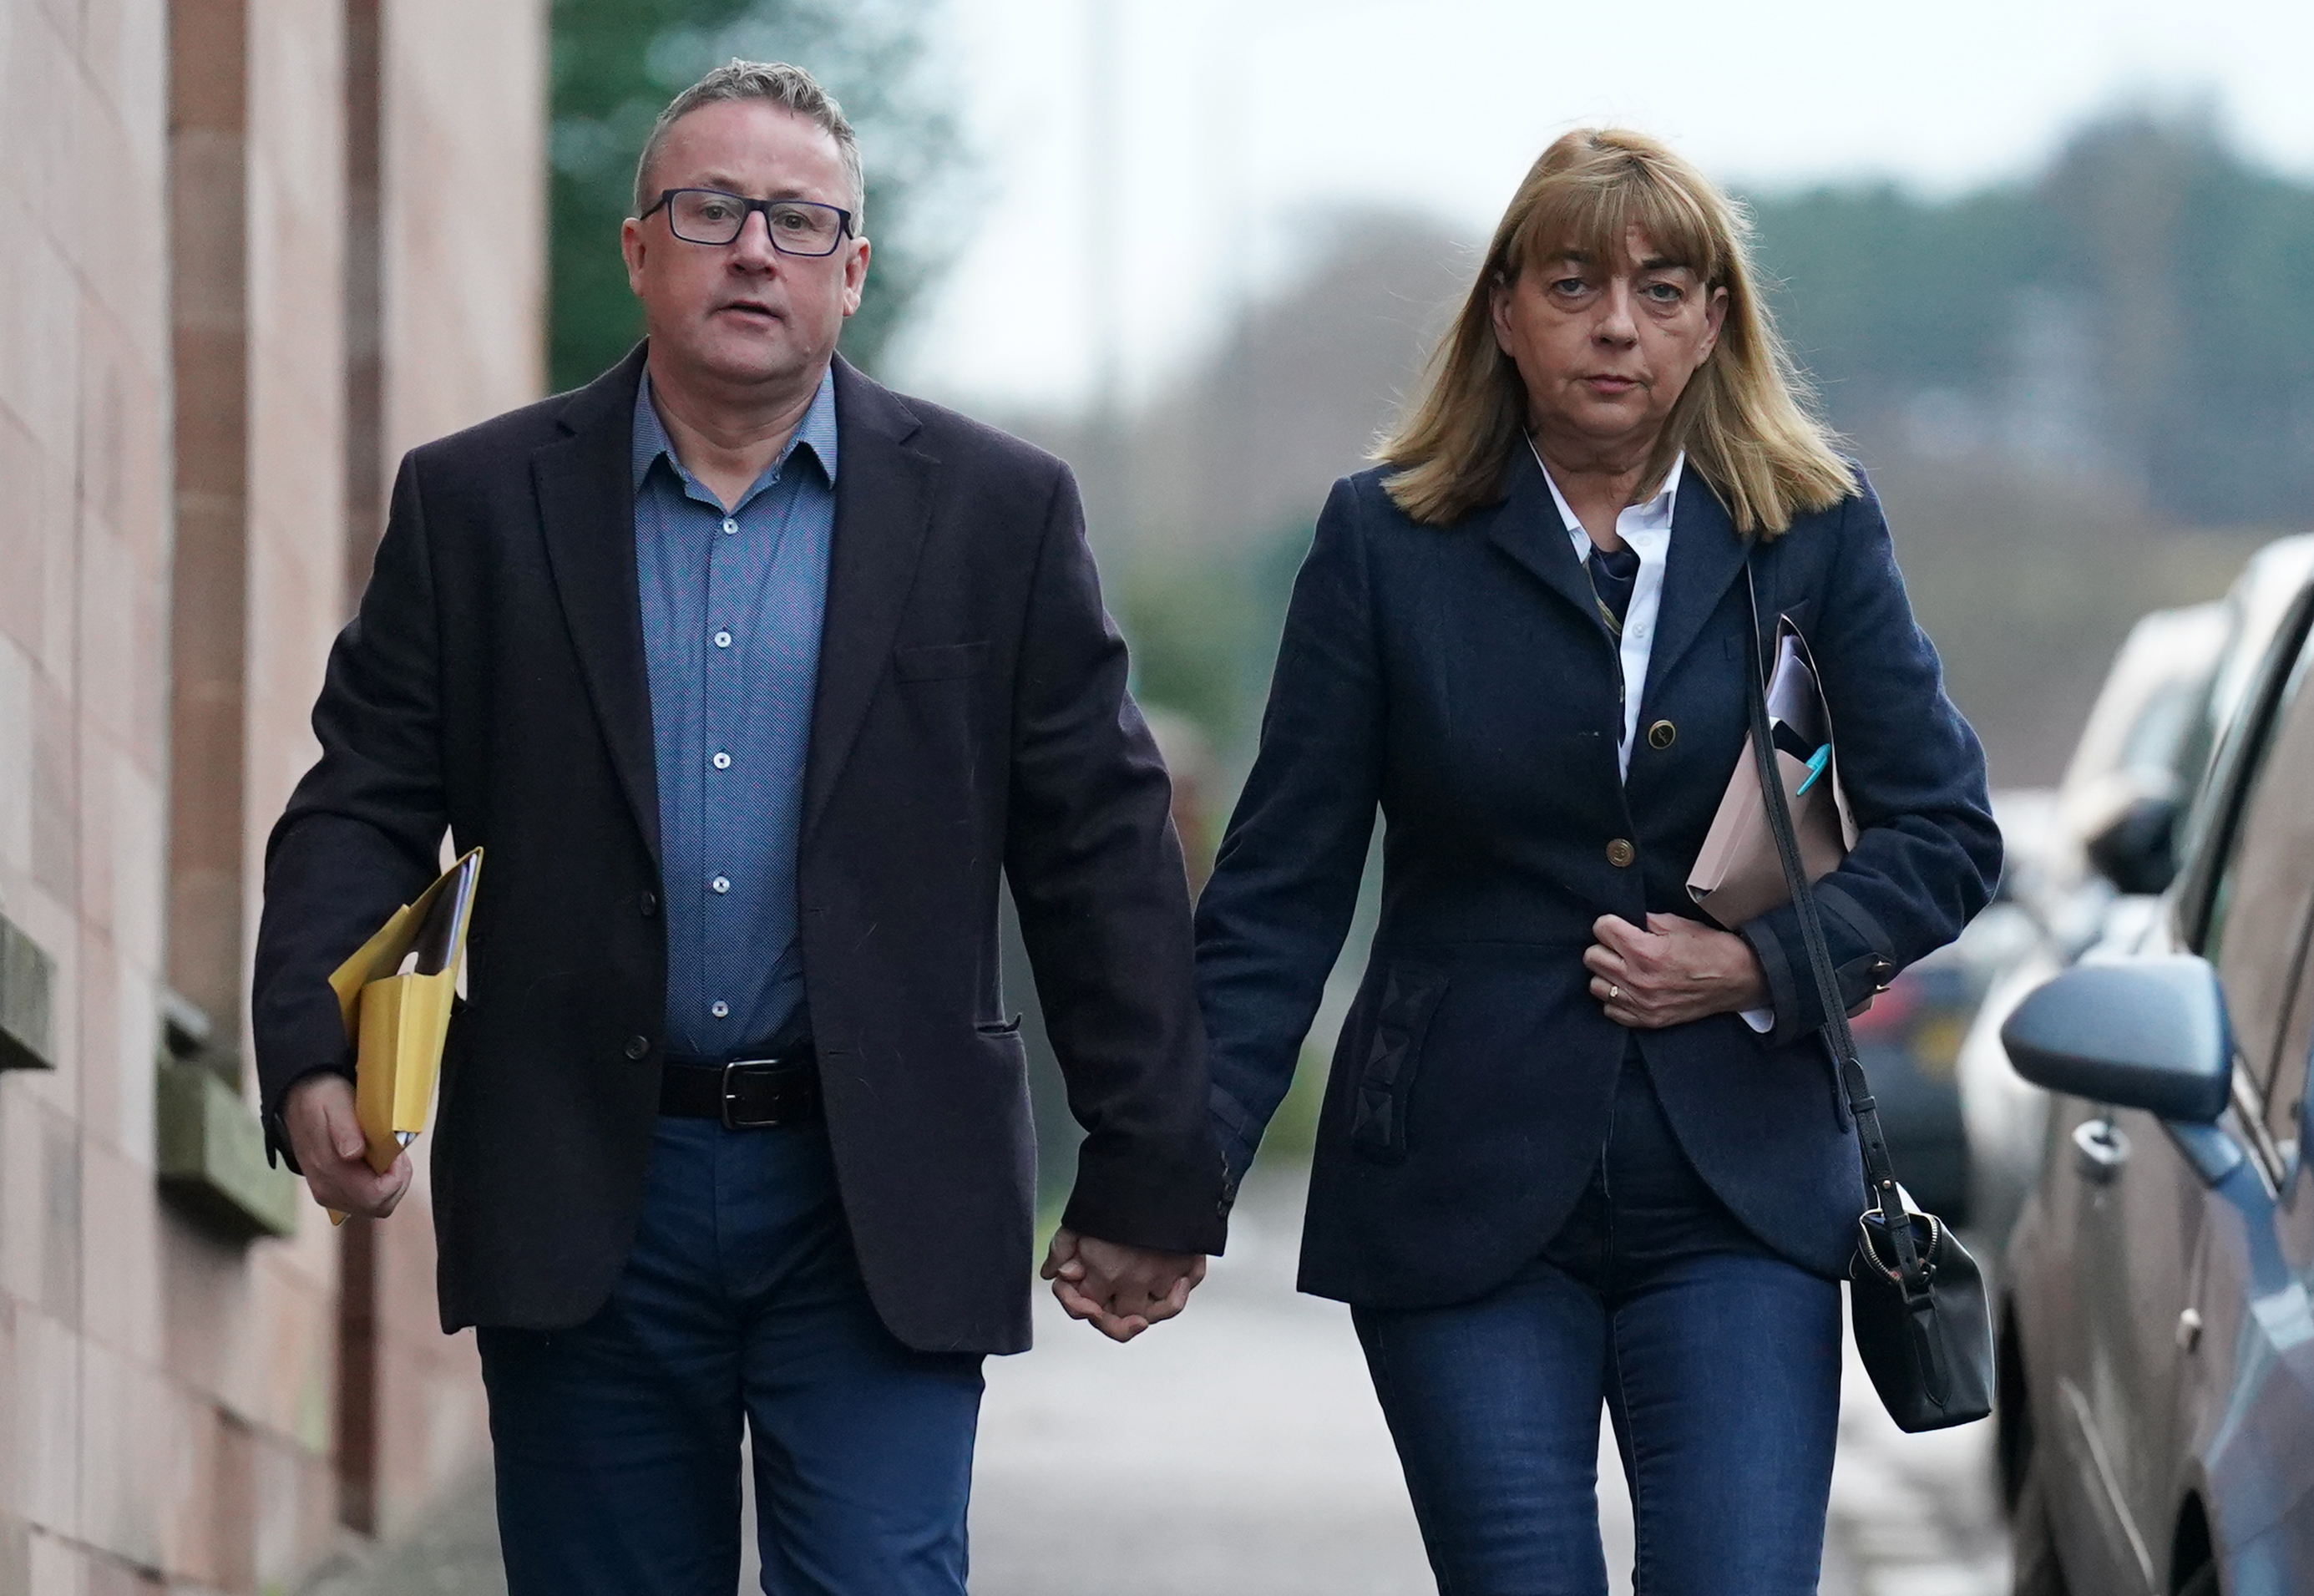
[711,751,731,770]
[1606,839,1637,869]
[625,1035,651,1060]
[712,631,732,649]
[1648,719,1677,750]
[711,875,730,894]
[722,519,737,536]
[710,1001,730,1019]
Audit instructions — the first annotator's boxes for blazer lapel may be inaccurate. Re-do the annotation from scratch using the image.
[1481,443,1608,636]
[802,357,938,841]
[533,343,661,864]
[1637,471,1751,719]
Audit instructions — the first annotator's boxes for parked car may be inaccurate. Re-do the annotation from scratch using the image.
[2114,535,2314,899]
[2057,600,2236,898]
[1960,538,2314,1250]
[1851,942,1978,1221]
[1954,891,2064,1244]
[1997,549,2314,1594]
[1957,605,2231,1243]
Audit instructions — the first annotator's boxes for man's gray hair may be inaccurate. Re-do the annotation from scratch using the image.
[633,59,865,228]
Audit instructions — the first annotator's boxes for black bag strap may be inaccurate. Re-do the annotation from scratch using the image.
[1741,565,1927,1296]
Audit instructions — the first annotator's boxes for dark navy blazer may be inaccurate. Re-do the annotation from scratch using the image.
[1194,447,2002,1305]
[253,349,1226,1350]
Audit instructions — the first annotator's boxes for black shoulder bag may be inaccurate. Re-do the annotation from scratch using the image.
[1743,566,1995,1433]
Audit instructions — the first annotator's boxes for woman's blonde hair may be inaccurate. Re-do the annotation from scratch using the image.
[1378,128,1850,536]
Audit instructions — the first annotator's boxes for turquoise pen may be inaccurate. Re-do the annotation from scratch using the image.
[1797,743,1830,795]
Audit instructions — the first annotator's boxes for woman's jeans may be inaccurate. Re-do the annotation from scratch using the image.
[1353,1053,1842,1595]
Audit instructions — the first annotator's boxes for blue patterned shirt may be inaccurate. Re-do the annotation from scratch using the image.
[632,367,837,1056]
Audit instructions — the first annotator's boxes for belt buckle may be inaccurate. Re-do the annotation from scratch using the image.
[720,1056,787,1131]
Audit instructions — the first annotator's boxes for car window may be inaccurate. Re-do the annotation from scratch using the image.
[2122,674,2211,777]
[2205,630,2314,1094]
[2265,902,2314,1164]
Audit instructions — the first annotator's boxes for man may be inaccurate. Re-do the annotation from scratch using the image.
[253,59,1226,1595]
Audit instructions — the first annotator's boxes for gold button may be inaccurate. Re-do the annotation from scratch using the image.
[1647,719,1676,750]
[1606,839,1636,869]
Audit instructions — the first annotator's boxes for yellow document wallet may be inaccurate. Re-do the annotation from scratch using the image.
[325,849,483,1183]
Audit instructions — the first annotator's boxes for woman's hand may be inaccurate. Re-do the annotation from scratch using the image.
[1583,913,1767,1029]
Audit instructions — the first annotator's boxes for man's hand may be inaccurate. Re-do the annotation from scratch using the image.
[282,1072,413,1218]
[1040,1228,1207,1343]
[1583,912,1768,1029]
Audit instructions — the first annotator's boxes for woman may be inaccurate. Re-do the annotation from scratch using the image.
[1194,129,2002,1593]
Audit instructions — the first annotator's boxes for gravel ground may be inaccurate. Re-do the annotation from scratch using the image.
[303,1168,2010,1596]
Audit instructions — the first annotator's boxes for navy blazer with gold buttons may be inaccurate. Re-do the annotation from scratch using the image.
[1194,447,2001,1304]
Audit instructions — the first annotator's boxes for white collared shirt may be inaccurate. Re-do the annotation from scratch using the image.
[1537,448,1775,1031]
[1538,450,1684,778]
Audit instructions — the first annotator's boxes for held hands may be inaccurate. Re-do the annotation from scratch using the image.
[282,1072,413,1219]
[1041,1228,1208,1343]
[1584,912,1768,1029]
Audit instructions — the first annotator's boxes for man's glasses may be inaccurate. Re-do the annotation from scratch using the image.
[640,190,854,256]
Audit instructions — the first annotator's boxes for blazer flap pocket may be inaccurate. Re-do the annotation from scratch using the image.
[1731,599,1816,663]
[1350,963,1449,1163]
[893,641,991,681]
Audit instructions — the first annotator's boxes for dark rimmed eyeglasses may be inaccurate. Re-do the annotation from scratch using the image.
[639,189,855,256]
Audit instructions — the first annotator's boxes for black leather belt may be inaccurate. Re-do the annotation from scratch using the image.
[659,1046,821,1130]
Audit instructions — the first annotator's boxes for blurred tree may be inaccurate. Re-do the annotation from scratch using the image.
[1116,519,1312,766]
[1744,180,2047,408]
[549,0,965,392]
[1748,107,2314,525]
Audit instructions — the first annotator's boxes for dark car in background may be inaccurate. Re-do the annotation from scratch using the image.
[1853,944,1982,1222]
[1996,548,2314,1594]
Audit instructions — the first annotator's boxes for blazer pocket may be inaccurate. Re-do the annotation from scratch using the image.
[894,641,991,682]
[973,1019,1028,1080]
[1728,598,1817,659]
[1349,963,1449,1165]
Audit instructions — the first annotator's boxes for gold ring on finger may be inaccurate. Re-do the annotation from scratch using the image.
[1608,983,1621,1001]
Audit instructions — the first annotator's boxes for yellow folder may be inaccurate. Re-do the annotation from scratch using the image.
[322,849,483,1221]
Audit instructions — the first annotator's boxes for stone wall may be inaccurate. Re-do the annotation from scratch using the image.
[0,0,542,1588]
[362,5,545,1538]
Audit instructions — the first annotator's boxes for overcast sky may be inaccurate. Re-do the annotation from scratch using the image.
[879,0,2314,413]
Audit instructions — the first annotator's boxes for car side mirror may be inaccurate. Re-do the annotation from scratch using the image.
[1999,955,2232,1122]
[2082,793,2181,895]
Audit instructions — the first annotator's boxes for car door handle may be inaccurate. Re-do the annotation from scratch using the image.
[2073,1117,2130,1183]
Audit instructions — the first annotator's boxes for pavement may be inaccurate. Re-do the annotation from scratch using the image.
[301,1167,2011,1596]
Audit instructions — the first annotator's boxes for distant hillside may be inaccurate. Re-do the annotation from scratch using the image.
[1748,109,2314,527]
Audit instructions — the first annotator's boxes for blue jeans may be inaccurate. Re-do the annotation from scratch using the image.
[1353,1056,1841,1595]
[478,1117,985,1596]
